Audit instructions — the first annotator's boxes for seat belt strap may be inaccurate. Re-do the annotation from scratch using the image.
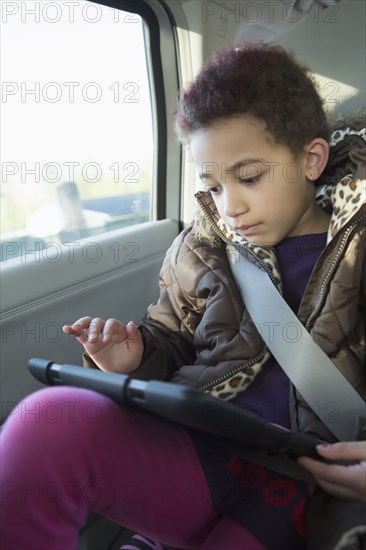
[226,244,366,441]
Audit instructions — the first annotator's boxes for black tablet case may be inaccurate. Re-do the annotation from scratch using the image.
[28,358,323,463]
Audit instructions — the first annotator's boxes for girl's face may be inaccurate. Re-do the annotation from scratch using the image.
[190,115,329,247]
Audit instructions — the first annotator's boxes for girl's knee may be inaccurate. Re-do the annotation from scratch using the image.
[1,386,125,445]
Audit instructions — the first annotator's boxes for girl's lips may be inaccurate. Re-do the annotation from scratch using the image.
[237,223,262,235]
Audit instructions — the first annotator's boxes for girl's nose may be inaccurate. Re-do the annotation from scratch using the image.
[223,188,249,219]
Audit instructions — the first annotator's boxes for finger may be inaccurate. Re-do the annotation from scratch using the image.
[62,319,92,341]
[126,321,142,341]
[298,456,345,480]
[298,455,366,491]
[63,317,93,336]
[62,325,75,334]
[315,441,366,462]
[315,478,362,501]
[298,457,362,500]
[72,316,93,328]
[86,318,106,343]
[102,319,128,344]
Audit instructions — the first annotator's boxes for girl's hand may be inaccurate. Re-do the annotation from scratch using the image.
[298,441,366,501]
[63,317,144,374]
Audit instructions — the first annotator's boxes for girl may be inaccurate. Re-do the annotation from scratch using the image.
[1,43,365,550]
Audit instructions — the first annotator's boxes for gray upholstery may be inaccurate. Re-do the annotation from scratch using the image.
[0,219,178,421]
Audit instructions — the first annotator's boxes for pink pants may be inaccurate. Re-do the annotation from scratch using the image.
[0,387,265,550]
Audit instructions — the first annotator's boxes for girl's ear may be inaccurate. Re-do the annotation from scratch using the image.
[304,138,329,181]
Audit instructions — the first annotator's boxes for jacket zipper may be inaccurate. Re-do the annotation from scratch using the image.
[305,213,366,328]
[196,193,271,391]
[198,349,268,392]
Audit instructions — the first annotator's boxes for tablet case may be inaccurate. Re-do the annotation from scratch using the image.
[28,358,323,463]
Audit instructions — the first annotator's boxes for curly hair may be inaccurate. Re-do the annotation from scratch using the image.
[176,43,330,157]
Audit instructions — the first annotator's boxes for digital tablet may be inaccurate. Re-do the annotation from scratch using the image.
[28,358,324,460]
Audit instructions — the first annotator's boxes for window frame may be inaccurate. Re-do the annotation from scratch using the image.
[96,0,182,223]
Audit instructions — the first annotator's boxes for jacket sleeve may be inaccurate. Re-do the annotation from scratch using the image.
[83,228,201,380]
[132,229,200,381]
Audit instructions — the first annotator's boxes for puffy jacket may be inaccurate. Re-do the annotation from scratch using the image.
[135,127,366,445]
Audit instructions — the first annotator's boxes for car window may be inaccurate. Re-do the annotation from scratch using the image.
[1,0,154,261]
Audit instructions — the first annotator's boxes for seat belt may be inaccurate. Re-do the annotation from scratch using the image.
[226,244,366,442]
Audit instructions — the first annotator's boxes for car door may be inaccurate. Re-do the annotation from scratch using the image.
[0,0,187,420]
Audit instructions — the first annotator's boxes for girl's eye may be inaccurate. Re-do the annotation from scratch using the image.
[206,186,221,195]
[239,174,261,186]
